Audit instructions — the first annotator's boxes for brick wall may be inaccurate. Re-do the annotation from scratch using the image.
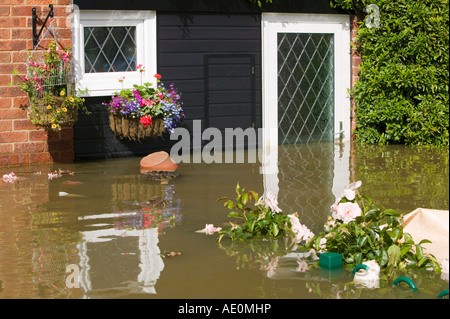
[351,14,363,140]
[0,0,74,166]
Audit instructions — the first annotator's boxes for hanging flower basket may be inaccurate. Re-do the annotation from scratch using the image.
[105,68,184,141]
[28,95,78,128]
[108,113,165,140]
[12,21,88,131]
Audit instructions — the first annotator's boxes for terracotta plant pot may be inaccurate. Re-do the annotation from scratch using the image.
[140,151,178,173]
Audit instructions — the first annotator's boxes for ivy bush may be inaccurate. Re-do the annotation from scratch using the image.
[332,0,449,146]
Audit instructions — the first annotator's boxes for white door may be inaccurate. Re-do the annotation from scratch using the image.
[262,13,351,150]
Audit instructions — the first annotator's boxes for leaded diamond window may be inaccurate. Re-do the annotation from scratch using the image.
[278,33,335,144]
[84,26,137,73]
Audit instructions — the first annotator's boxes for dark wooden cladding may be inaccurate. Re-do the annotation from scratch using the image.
[74,13,262,159]
[74,0,346,14]
[157,13,262,134]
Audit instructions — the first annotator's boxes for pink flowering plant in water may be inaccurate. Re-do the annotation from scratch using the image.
[307,181,441,277]
[215,184,313,244]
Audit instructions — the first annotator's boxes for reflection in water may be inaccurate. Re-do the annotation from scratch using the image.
[0,143,448,299]
[75,177,183,298]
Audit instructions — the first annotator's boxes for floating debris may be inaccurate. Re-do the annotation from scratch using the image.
[146,171,179,184]
[2,172,18,183]
[59,191,86,198]
[162,250,182,258]
[62,181,84,185]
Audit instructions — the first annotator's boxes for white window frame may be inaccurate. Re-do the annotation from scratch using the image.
[73,10,157,97]
[261,13,352,151]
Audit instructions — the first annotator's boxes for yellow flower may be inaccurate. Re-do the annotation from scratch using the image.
[57,108,61,113]
[51,118,55,122]
[69,97,74,102]
[47,105,52,110]
[51,124,57,129]
[82,98,85,102]
[62,107,67,112]
[60,90,65,96]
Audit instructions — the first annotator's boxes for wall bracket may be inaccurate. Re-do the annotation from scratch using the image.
[32,4,54,48]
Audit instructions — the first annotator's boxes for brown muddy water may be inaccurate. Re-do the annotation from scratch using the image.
[0,143,448,299]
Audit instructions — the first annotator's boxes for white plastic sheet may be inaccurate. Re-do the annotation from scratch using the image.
[402,208,449,264]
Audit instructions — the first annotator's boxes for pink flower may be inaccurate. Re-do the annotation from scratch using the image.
[137,64,144,70]
[154,73,162,80]
[196,224,222,235]
[261,256,280,278]
[257,192,282,213]
[2,172,18,183]
[334,202,362,223]
[343,181,362,201]
[288,214,314,243]
[296,259,309,272]
[205,224,222,235]
[118,76,125,82]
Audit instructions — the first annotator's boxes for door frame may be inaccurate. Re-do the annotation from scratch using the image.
[261,13,352,153]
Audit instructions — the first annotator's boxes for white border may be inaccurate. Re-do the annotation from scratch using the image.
[73,10,157,97]
[262,13,352,149]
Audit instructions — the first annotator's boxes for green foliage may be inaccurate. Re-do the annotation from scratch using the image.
[309,192,441,275]
[248,0,272,7]
[332,0,449,146]
[217,184,294,242]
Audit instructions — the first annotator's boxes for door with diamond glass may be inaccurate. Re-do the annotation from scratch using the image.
[262,14,351,149]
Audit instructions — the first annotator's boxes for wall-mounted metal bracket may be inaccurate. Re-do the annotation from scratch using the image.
[32,4,54,48]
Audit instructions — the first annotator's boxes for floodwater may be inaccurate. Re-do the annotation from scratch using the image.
[0,142,448,299]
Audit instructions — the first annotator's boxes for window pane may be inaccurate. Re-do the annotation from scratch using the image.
[278,33,335,144]
[84,26,137,73]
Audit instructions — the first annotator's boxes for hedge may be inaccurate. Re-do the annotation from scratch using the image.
[332,0,449,146]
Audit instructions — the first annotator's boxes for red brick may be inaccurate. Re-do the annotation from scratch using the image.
[0,0,25,5]
[0,108,27,119]
[56,0,73,5]
[29,129,48,141]
[60,149,74,162]
[11,5,36,17]
[14,141,46,153]
[0,6,11,16]
[0,97,12,108]
[12,96,29,108]
[59,127,74,140]
[30,151,53,164]
[0,63,23,75]
[0,52,11,63]
[13,119,35,130]
[0,131,28,143]
[0,39,28,51]
[0,17,27,28]
[0,74,11,86]
[0,86,24,98]
[26,0,54,6]
[0,29,10,40]
[11,51,27,63]
[0,120,13,131]
[0,154,19,165]
[0,143,13,153]
[11,28,31,40]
